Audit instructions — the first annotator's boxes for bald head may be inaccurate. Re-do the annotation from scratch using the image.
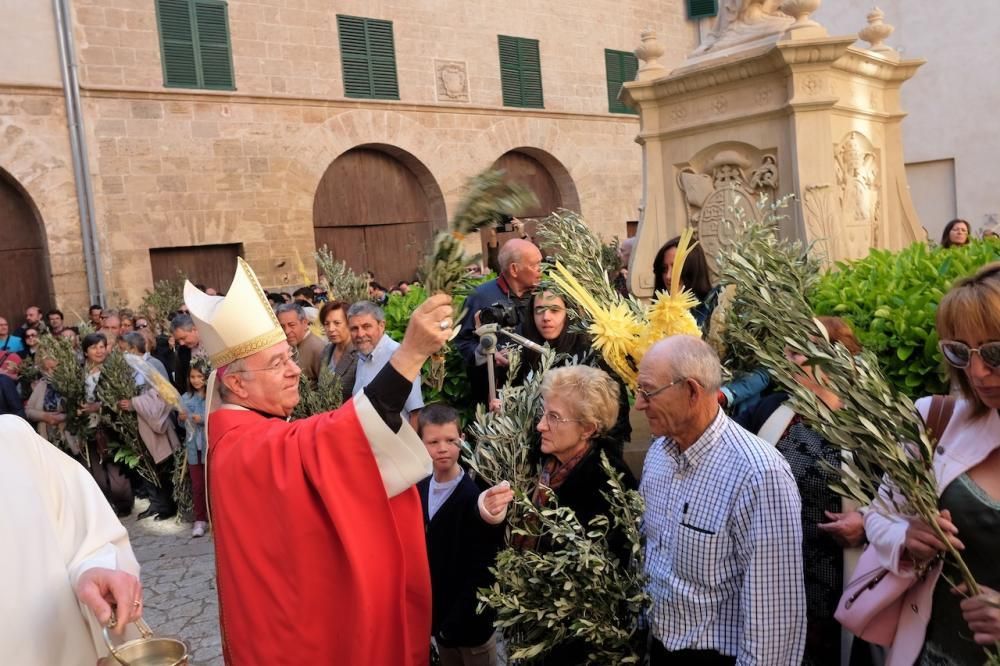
[498,238,542,296]
[642,336,722,392]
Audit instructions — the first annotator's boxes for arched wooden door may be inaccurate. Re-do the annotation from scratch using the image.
[313,146,445,287]
[489,149,577,253]
[0,170,51,322]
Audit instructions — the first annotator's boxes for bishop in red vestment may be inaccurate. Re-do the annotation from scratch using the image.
[184,261,455,665]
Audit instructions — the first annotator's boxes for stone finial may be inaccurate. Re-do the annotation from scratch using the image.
[634,28,667,81]
[859,7,896,55]
[780,0,823,30]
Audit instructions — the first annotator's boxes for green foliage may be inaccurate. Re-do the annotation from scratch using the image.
[172,447,192,521]
[97,350,159,486]
[36,334,93,446]
[420,169,537,296]
[290,365,344,420]
[719,221,1000,663]
[809,239,1000,398]
[140,276,185,335]
[480,453,648,665]
[381,280,489,425]
[315,247,369,305]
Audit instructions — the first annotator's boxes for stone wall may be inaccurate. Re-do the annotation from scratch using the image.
[85,93,646,305]
[1,0,699,312]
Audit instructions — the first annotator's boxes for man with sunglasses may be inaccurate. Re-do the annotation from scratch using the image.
[637,336,806,665]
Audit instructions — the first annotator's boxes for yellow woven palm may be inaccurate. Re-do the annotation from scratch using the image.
[548,228,701,388]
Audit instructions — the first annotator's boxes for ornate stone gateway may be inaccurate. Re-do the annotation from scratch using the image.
[622,1,926,295]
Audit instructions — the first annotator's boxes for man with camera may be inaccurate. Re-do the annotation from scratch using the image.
[454,237,543,406]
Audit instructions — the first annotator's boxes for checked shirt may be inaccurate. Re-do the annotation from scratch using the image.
[641,408,807,665]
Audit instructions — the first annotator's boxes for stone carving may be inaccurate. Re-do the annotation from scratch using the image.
[750,154,779,191]
[835,131,881,254]
[434,60,469,102]
[634,28,667,81]
[779,0,822,30]
[859,7,895,55]
[692,0,794,56]
[677,147,777,275]
[713,96,729,113]
[803,184,836,262]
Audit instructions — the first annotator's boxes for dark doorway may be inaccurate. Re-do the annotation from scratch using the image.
[0,170,52,323]
[149,244,244,293]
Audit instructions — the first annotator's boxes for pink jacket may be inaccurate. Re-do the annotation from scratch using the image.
[864,396,1000,665]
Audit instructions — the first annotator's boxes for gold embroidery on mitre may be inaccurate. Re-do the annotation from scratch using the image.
[210,327,287,368]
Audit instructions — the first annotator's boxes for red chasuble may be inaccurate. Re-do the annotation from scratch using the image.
[208,399,431,665]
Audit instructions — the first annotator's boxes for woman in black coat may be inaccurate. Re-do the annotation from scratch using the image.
[480,365,638,664]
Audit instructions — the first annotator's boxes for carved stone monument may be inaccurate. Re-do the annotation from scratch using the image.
[622,2,925,296]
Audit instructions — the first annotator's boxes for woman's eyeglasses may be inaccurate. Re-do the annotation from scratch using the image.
[540,411,580,429]
[939,340,1000,370]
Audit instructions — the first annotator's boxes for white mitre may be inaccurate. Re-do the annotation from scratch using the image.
[183,258,286,368]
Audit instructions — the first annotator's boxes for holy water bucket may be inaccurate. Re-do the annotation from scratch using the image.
[102,615,190,666]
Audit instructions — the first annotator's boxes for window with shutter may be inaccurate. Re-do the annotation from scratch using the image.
[604,49,639,114]
[336,15,400,100]
[498,35,544,109]
[155,0,234,90]
[687,0,719,19]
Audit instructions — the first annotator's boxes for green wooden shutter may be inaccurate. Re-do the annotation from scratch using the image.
[366,19,399,99]
[156,0,199,88]
[337,15,399,100]
[498,35,543,109]
[687,0,719,19]
[605,49,638,114]
[156,0,234,90]
[194,0,234,89]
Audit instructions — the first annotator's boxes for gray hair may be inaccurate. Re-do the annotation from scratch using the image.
[274,302,307,321]
[346,300,385,323]
[170,313,196,332]
[663,336,722,392]
[497,241,526,274]
[541,365,620,436]
[121,332,146,354]
[218,356,250,402]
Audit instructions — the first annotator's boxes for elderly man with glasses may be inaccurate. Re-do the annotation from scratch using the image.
[636,335,806,666]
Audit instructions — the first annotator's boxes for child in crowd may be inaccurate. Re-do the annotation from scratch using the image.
[179,361,209,538]
[417,404,504,666]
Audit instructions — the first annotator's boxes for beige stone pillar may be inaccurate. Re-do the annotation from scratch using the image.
[622,7,925,297]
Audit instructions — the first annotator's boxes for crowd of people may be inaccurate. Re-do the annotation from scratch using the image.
[4,216,1000,666]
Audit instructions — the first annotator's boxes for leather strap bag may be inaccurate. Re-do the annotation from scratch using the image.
[833,394,955,646]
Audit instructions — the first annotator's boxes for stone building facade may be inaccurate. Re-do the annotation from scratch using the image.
[0,0,697,317]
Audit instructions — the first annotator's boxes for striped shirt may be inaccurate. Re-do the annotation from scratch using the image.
[640,408,806,665]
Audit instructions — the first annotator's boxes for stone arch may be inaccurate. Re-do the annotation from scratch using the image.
[0,109,86,313]
[0,167,54,319]
[312,142,446,286]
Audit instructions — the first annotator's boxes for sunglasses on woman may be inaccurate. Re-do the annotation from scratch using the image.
[939,340,1000,370]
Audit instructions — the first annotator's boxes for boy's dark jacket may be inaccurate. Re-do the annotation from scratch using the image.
[418,471,504,648]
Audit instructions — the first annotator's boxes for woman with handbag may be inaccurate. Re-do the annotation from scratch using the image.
[862,262,1000,665]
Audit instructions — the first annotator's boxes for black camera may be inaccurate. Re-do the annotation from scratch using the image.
[494,213,514,233]
[479,301,521,328]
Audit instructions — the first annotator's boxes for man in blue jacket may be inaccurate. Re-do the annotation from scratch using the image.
[453,238,542,406]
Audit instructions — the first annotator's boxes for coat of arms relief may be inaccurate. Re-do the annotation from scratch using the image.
[677,145,779,277]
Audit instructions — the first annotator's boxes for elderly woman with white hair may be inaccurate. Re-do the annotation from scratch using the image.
[479,364,637,664]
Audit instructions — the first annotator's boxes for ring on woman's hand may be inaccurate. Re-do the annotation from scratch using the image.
[132,599,142,608]
[438,319,452,330]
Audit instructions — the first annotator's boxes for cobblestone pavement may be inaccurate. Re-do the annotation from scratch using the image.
[125,499,222,666]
